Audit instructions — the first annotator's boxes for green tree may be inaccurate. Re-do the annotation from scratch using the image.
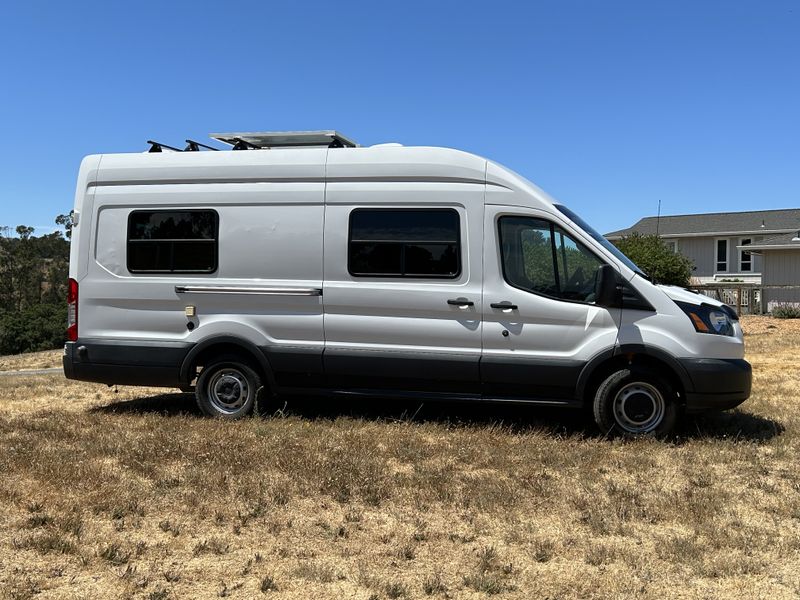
[12,225,42,310]
[0,216,71,354]
[55,211,74,240]
[613,233,693,287]
[0,304,66,354]
[0,227,14,311]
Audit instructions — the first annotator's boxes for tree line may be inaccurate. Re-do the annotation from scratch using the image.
[0,213,72,354]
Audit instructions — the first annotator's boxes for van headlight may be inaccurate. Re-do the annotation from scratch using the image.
[675,302,735,336]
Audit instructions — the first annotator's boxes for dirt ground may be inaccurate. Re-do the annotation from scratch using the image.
[0,316,798,599]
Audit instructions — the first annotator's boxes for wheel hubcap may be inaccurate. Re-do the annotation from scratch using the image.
[207,369,249,414]
[612,382,665,433]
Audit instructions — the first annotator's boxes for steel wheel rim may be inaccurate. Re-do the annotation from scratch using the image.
[612,382,665,433]
[207,368,249,414]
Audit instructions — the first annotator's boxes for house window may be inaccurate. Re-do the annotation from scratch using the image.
[664,240,678,253]
[348,209,461,278]
[716,239,728,272]
[127,210,218,273]
[740,238,752,272]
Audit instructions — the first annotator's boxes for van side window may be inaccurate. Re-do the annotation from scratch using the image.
[349,209,460,278]
[127,210,218,273]
[499,216,604,303]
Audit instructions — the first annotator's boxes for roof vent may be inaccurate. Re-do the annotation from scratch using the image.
[793,231,800,242]
[760,220,766,228]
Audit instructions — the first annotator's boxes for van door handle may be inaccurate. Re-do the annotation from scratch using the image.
[491,301,518,310]
[447,298,474,307]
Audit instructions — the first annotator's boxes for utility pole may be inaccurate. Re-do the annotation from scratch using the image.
[656,199,661,237]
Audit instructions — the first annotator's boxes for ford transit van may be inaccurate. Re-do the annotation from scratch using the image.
[63,131,751,435]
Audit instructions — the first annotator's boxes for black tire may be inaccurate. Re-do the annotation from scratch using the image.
[195,355,261,419]
[593,368,678,437]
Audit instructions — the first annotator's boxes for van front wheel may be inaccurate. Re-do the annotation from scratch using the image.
[196,356,261,419]
[593,369,677,437]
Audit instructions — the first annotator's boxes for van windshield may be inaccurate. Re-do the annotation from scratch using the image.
[553,204,647,278]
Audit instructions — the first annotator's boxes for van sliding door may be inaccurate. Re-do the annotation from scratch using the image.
[322,182,484,394]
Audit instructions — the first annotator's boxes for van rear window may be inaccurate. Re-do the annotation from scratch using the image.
[348,209,461,278]
[127,210,218,273]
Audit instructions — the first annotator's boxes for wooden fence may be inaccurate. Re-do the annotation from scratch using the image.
[689,283,800,315]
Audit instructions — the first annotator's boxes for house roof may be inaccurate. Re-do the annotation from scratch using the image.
[605,208,800,239]
[739,231,800,251]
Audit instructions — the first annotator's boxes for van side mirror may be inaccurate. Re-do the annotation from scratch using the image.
[595,265,621,307]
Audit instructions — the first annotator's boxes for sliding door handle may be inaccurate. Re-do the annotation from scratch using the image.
[447,298,474,307]
[490,301,518,310]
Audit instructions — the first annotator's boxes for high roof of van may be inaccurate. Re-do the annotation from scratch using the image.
[81,128,562,218]
[88,144,546,196]
[94,144,482,180]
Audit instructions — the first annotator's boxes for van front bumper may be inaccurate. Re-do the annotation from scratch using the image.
[679,358,752,413]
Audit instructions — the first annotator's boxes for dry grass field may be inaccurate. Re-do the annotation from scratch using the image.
[1,316,799,599]
[0,350,61,372]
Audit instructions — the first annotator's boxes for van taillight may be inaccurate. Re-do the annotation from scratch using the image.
[67,278,78,342]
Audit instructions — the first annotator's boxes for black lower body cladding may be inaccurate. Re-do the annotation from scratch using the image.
[63,339,752,416]
[63,339,191,387]
[63,339,325,391]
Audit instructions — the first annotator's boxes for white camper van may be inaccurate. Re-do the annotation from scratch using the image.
[64,131,751,435]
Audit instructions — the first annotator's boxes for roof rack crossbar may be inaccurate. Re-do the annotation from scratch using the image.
[147,140,183,153]
[184,139,219,152]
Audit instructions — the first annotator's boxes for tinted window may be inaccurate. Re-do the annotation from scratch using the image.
[499,216,604,303]
[349,209,460,278]
[716,239,728,272]
[127,210,218,273]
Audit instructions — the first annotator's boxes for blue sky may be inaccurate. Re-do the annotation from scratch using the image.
[0,1,798,236]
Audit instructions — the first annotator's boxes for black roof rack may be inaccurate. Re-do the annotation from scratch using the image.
[147,140,183,153]
[146,131,359,153]
[231,138,263,151]
[184,139,219,151]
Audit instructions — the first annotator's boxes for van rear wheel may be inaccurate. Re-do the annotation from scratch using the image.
[593,368,677,437]
[196,355,261,419]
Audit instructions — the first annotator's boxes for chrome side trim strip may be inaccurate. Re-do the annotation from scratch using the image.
[175,286,322,296]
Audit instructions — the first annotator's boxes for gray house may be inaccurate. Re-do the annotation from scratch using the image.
[745,231,800,305]
[606,208,800,307]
